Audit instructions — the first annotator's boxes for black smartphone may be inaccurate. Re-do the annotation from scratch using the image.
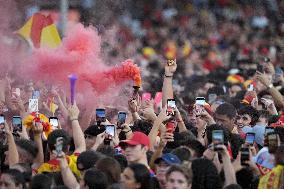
[265,127,275,135]
[166,99,176,116]
[241,147,250,166]
[49,117,59,130]
[267,132,279,154]
[12,116,22,133]
[245,132,255,146]
[105,124,115,138]
[257,64,263,73]
[212,130,224,151]
[117,111,127,129]
[96,108,106,122]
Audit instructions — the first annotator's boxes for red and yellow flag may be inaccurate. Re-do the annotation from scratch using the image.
[17,13,61,48]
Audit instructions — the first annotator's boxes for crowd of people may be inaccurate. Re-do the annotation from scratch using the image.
[1,0,284,189]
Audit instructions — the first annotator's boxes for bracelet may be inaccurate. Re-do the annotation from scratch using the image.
[70,119,78,122]
[164,74,173,78]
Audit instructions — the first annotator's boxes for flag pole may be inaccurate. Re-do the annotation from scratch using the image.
[60,0,69,37]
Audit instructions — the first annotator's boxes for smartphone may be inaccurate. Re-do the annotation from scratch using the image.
[55,137,64,155]
[49,117,59,130]
[96,108,106,122]
[12,116,22,133]
[245,132,255,145]
[32,90,40,99]
[195,97,206,106]
[166,121,176,134]
[118,112,127,125]
[142,93,152,101]
[247,84,254,92]
[265,127,275,135]
[105,124,115,137]
[166,99,176,116]
[267,133,278,154]
[241,147,250,166]
[257,64,263,73]
[0,115,5,132]
[212,130,224,151]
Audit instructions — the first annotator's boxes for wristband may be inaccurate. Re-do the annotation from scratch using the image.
[164,74,173,78]
[70,119,78,122]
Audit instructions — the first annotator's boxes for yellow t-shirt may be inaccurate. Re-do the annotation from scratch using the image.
[258,165,284,189]
[36,154,81,177]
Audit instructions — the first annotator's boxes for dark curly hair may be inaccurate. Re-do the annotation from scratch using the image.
[238,106,259,126]
[47,129,71,152]
[191,158,222,189]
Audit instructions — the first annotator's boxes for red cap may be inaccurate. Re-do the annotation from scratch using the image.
[119,132,150,149]
[270,115,284,127]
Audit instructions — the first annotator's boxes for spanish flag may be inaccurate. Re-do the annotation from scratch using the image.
[17,13,61,48]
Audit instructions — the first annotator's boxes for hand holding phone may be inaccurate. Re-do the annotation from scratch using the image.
[105,125,115,141]
[241,147,250,166]
[49,117,59,130]
[166,99,176,116]
[12,116,22,133]
[212,130,224,151]
[117,112,127,129]
[245,132,255,146]
[96,108,106,123]
[55,137,64,157]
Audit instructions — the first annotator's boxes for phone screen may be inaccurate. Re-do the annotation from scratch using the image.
[32,90,40,99]
[245,133,255,145]
[268,133,278,153]
[49,117,59,129]
[241,147,250,165]
[118,112,127,124]
[247,84,254,91]
[196,97,206,106]
[12,116,22,132]
[0,115,5,125]
[167,99,176,116]
[55,137,64,154]
[96,109,106,122]
[166,121,176,134]
[212,130,224,144]
[106,125,115,137]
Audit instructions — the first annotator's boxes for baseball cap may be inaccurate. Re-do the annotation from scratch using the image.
[154,153,181,165]
[119,132,150,149]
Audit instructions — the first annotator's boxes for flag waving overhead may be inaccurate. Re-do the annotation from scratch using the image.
[17,13,61,48]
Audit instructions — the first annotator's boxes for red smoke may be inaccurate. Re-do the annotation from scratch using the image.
[82,59,141,93]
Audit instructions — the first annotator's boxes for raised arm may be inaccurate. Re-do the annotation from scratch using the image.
[32,122,44,166]
[59,153,79,189]
[256,71,284,110]
[5,122,19,166]
[162,59,177,107]
[68,103,86,154]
